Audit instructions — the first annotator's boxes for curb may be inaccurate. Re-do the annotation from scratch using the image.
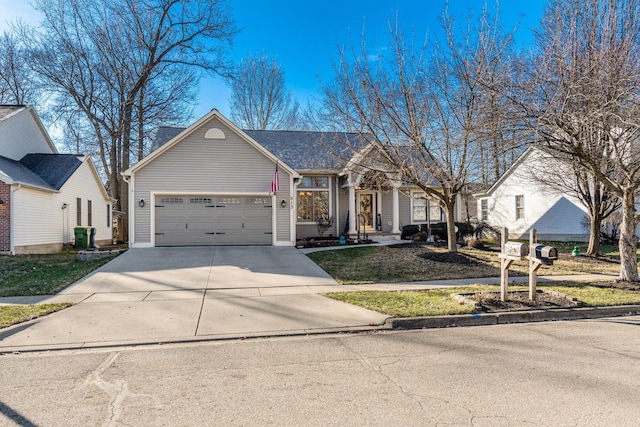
[387,305,640,330]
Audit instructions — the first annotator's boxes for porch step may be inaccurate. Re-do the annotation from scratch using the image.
[350,233,402,242]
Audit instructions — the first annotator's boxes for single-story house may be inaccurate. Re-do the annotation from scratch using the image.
[0,105,113,254]
[124,109,469,247]
[474,147,594,241]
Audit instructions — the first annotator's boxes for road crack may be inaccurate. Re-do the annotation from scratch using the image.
[75,352,159,427]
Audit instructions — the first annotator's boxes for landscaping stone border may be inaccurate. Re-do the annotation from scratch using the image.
[76,249,127,261]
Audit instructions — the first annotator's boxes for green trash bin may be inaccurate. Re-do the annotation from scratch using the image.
[74,227,88,249]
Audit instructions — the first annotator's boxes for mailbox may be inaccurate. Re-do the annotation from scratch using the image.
[533,245,558,264]
[504,241,529,259]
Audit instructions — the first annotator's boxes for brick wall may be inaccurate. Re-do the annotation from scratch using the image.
[0,182,10,252]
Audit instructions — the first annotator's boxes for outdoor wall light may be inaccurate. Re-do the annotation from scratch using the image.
[280,199,286,208]
[62,203,68,209]
[139,198,145,208]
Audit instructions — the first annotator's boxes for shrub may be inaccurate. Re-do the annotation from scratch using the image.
[463,235,485,249]
[316,215,335,237]
[401,224,421,239]
[473,222,500,239]
[401,222,475,242]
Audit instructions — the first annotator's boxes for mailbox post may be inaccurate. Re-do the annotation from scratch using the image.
[499,228,510,302]
[499,228,529,302]
[529,229,538,300]
[500,227,557,302]
[527,229,558,300]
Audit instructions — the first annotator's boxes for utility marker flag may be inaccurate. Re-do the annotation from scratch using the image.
[271,163,279,193]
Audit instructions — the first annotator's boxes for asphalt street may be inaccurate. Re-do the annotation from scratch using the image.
[2,316,639,426]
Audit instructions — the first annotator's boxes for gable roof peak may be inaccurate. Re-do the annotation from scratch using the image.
[0,104,28,122]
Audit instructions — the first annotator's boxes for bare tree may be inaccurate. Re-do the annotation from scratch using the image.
[18,0,236,232]
[229,53,300,130]
[318,6,516,252]
[523,148,620,256]
[0,32,40,105]
[524,0,640,280]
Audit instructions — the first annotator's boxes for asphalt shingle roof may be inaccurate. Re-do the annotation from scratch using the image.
[152,126,367,171]
[0,153,82,190]
[0,156,54,189]
[20,154,82,190]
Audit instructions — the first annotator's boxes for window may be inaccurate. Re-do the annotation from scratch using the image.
[412,197,427,222]
[76,198,82,226]
[160,197,184,204]
[107,204,111,227]
[429,202,442,222]
[87,200,92,226]
[412,193,442,223]
[481,199,488,221]
[297,176,330,221]
[515,195,524,220]
[190,198,213,204]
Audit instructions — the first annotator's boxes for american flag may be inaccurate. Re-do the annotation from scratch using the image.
[270,163,279,193]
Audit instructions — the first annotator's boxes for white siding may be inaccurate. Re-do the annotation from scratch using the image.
[13,187,63,247]
[13,160,111,249]
[0,110,55,160]
[133,116,292,245]
[479,150,589,241]
[59,160,112,243]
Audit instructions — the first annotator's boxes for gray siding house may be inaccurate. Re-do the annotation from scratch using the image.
[125,109,464,247]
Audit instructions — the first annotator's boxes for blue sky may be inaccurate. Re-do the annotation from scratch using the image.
[0,0,546,119]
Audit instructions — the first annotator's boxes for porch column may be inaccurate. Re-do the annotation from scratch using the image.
[348,185,357,235]
[392,186,400,234]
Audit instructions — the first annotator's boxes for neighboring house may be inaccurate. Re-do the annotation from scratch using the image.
[474,147,591,242]
[124,109,466,248]
[0,105,113,254]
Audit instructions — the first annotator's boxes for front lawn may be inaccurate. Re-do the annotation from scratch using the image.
[327,282,640,317]
[307,243,625,285]
[0,252,119,330]
[0,252,116,297]
[0,304,72,328]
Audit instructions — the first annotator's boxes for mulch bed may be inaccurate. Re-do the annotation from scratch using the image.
[296,238,374,248]
[417,251,484,265]
[463,290,582,312]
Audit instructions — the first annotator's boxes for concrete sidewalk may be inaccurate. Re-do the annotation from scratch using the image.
[0,247,391,352]
[0,249,620,353]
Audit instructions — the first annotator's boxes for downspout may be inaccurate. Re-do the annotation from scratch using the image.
[10,184,19,255]
[292,177,301,244]
[121,172,133,247]
[334,176,340,237]
[62,202,69,244]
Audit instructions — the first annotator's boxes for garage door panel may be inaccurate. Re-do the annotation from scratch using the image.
[155,194,272,246]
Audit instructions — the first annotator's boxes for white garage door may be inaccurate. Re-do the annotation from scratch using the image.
[155,195,272,246]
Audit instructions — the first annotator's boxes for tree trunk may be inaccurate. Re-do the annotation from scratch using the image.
[618,190,639,282]
[444,201,457,253]
[585,211,602,256]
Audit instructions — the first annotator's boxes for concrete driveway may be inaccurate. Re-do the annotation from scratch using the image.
[0,247,389,351]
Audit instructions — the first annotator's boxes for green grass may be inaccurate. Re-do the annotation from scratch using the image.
[0,252,116,297]
[307,244,625,285]
[329,287,483,317]
[326,282,640,317]
[543,283,640,307]
[0,304,72,328]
